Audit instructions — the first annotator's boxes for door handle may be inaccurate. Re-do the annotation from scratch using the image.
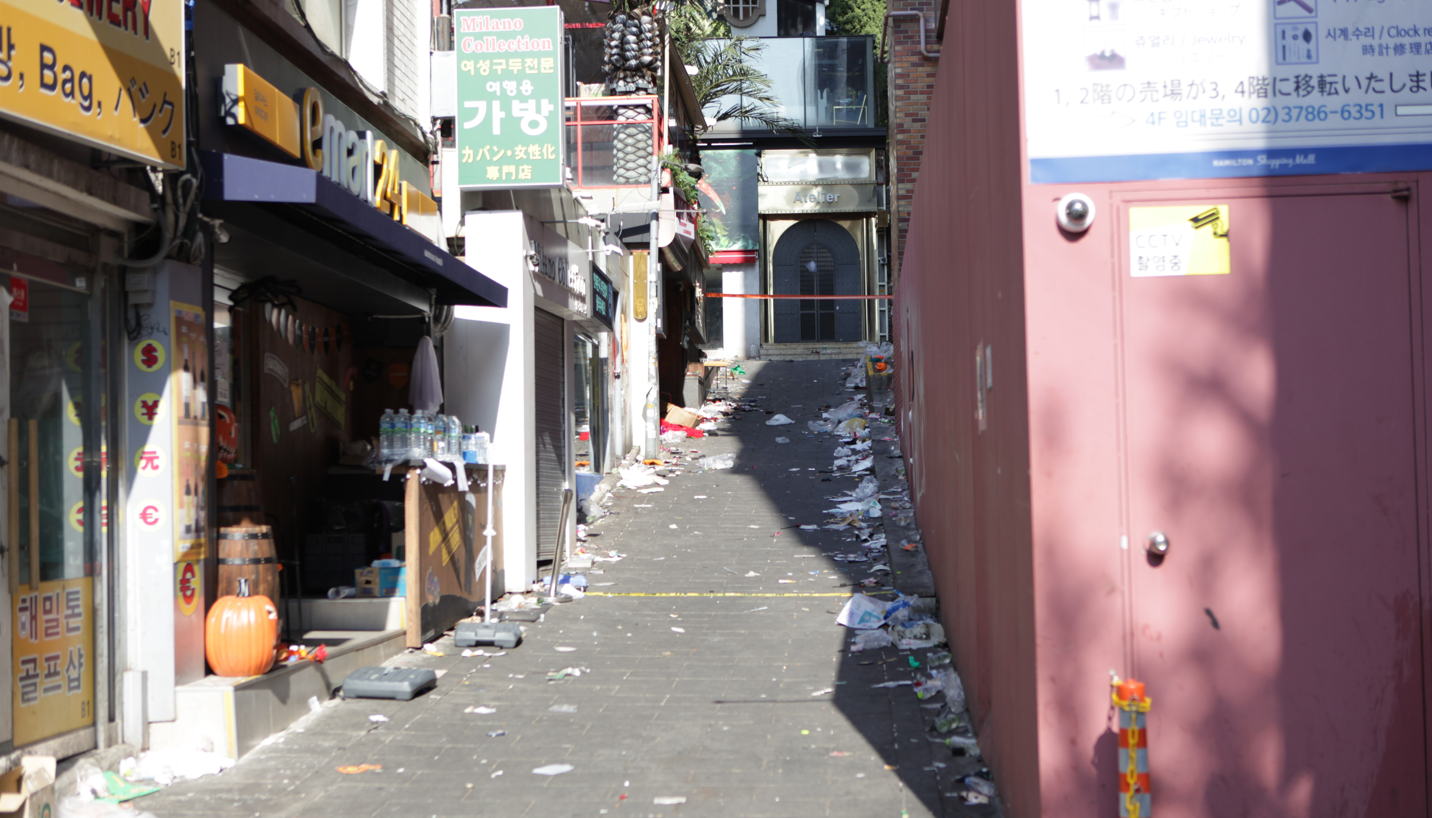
[1146,531,1170,557]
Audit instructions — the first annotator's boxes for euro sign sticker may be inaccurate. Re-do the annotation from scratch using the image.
[136,501,165,531]
[134,340,166,373]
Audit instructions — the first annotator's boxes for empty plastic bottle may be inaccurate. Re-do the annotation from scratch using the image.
[379,409,395,461]
[395,409,412,460]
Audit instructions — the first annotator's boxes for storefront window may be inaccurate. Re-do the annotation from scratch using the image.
[573,335,606,474]
[7,273,102,747]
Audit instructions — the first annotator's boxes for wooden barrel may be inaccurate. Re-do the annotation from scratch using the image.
[217,525,280,606]
[217,469,264,527]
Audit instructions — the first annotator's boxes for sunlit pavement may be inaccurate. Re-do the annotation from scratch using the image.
[137,358,997,818]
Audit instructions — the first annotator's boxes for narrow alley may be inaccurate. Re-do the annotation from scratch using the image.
[130,359,995,818]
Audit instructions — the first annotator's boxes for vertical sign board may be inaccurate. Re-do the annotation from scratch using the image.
[592,267,615,330]
[1023,0,1432,182]
[454,7,564,189]
[14,578,92,746]
[171,303,209,564]
[0,0,186,168]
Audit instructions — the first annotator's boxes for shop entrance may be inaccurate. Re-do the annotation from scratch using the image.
[771,218,862,343]
[6,271,101,748]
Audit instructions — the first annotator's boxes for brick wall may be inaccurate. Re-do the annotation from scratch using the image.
[885,0,942,290]
[387,0,422,119]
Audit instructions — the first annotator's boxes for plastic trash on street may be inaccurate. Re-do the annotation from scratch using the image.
[765,414,795,425]
[700,453,736,470]
[836,594,890,629]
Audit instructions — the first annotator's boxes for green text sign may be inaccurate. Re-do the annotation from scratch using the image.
[454,7,564,189]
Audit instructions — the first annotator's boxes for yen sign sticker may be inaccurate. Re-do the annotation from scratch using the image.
[135,393,163,425]
[134,340,166,372]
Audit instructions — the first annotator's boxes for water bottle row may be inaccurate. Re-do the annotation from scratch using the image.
[378,409,489,464]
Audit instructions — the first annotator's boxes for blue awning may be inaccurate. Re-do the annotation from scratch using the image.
[201,151,506,310]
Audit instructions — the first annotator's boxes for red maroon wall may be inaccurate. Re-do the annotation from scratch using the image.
[894,0,1041,815]
[900,2,1432,816]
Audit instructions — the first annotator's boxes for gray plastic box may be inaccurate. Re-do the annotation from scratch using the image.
[454,621,523,649]
[341,666,438,700]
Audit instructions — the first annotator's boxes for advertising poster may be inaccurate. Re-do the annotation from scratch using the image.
[14,578,93,746]
[454,6,564,188]
[0,0,186,168]
[1023,0,1432,182]
[171,302,209,562]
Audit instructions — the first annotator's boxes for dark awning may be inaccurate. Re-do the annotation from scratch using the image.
[201,151,506,310]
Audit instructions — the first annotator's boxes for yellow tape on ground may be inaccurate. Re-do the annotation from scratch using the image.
[583,591,891,598]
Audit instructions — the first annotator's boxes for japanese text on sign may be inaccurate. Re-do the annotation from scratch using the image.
[455,8,564,189]
[1023,0,1432,183]
[0,1,185,168]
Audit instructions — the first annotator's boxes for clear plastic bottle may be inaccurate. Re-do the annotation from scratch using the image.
[448,415,462,459]
[462,425,478,464]
[412,411,428,459]
[433,414,449,457]
[379,409,395,461]
[396,409,412,460]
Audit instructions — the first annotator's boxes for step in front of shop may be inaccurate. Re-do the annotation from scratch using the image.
[149,624,405,760]
[758,342,870,361]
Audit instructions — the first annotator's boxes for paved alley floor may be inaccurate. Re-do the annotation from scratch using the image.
[135,359,995,818]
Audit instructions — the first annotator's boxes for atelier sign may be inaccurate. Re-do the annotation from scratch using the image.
[757,184,877,215]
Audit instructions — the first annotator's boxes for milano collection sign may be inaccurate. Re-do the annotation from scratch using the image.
[454,7,564,189]
[0,0,186,168]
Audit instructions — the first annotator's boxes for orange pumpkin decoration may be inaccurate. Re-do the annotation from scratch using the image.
[205,578,278,677]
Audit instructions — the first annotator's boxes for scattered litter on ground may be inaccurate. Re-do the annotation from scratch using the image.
[367,714,389,723]
[532,764,574,776]
[465,705,497,714]
[653,797,687,805]
[671,627,685,633]
[765,414,795,425]
[549,704,579,713]
[336,764,382,775]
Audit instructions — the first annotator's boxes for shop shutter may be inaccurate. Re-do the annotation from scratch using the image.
[533,308,567,563]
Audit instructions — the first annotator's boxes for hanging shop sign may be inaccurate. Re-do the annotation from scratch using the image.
[220,64,440,243]
[757,184,878,215]
[454,7,564,189]
[0,0,185,168]
[591,267,615,330]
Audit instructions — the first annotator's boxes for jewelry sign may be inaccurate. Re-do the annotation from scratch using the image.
[454,7,564,189]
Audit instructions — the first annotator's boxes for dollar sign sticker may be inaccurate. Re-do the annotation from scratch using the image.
[134,340,166,373]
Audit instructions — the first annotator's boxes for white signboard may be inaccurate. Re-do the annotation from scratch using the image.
[1023,0,1432,183]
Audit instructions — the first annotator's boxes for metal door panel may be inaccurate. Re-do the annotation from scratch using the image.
[1120,193,1426,816]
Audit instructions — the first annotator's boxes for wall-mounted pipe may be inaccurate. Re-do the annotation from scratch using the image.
[880,10,941,63]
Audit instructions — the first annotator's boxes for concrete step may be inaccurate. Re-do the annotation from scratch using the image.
[149,613,405,759]
[758,342,870,362]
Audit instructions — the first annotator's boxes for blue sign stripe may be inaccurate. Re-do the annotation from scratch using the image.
[1031,142,1432,185]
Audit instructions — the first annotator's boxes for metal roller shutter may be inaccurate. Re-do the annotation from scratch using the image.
[533,309,567,563]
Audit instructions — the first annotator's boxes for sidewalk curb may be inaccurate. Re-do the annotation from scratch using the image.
[872,424,936,598]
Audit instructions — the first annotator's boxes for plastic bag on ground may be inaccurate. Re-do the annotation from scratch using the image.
[660,430,687,444]
[765,414,795,426]
[852,476,880,501]
[618,464,669,489]
[700,453,736,470]
[808,420,834,433]
[120,748,233,787]
[826,399,865,422]
[836,418,868,438]
[849,629,893,652]
[836,594,890,629]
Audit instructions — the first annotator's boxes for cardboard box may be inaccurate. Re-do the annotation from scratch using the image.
[664,405,701,429]
[0,756,55,818]
[355,566,406,598]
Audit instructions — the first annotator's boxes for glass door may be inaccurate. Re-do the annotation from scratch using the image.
[8,273,101,748]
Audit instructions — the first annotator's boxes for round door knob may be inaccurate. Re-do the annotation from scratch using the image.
[1146,531,1170,556]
